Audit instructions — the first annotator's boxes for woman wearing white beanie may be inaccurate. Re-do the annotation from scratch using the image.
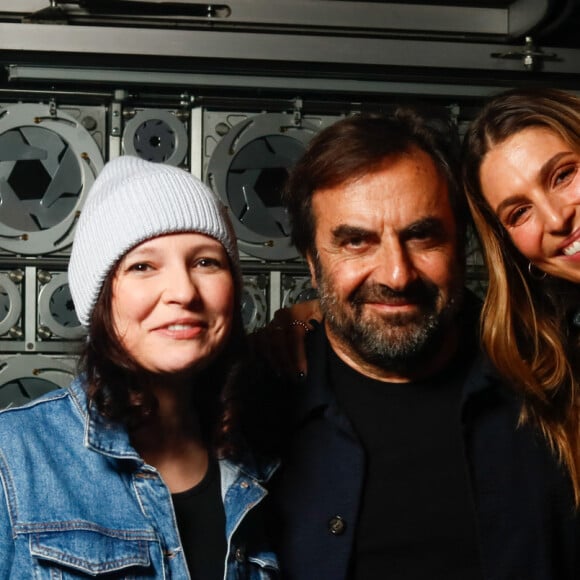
[0,156,279,579]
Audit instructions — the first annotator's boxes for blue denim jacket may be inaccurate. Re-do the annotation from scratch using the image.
[0,377,280,579]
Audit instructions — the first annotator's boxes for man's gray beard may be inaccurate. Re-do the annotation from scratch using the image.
[317,270,463,374]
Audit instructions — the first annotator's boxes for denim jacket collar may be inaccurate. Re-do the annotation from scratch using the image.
[67,376,144,463]
[67,375,280,482]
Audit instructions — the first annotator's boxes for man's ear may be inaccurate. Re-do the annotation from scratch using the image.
[306,252,318,289]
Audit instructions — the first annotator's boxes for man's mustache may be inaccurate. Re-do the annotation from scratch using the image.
[351,279,438,306]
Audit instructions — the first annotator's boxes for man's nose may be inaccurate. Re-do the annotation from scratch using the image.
[371,240,417,291]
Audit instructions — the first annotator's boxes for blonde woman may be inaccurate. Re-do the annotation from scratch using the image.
[462,87,580,506]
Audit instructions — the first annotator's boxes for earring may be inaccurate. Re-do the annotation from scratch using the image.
[528,262,547,280]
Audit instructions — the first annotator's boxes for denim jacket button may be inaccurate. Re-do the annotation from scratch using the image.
[234,546,246,562]
[328,515,346,535]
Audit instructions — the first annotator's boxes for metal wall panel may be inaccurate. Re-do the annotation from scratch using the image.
[0,0,576,408]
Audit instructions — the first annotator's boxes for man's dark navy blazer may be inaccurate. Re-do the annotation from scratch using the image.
[269,300,579,580]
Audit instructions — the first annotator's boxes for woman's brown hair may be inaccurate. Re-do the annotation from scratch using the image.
[462,87,580,505]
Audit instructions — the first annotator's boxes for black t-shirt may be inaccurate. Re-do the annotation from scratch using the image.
[171,458,226,580]
[330,349,483,580]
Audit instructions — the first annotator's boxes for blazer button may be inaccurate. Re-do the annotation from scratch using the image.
[328,515,346,535]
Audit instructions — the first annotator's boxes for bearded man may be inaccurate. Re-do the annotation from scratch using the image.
[267,111,579,580]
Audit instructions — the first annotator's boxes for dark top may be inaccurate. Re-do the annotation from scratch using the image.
[270,293,579,580]
[172,458,227,580]
[330,348,482,579]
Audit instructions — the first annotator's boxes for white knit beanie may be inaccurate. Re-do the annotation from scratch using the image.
[68,155,240,327]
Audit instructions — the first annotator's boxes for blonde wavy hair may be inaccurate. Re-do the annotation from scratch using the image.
[462,87,580,506]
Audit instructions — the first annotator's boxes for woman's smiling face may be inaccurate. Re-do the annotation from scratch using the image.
[479,126,580,283]
[111,232,235,376]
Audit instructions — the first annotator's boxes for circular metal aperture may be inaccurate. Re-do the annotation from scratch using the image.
[207,113,321,261]
[0,103,104,255]
[0,272,22,337]
[123,109,188,166]
[0,354,75,409]
[38,271,85,340]
[282,274,318,308]
[227,135,302,239]
[241,275,268,332]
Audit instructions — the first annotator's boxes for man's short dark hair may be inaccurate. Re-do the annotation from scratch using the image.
[283,109,465,258]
